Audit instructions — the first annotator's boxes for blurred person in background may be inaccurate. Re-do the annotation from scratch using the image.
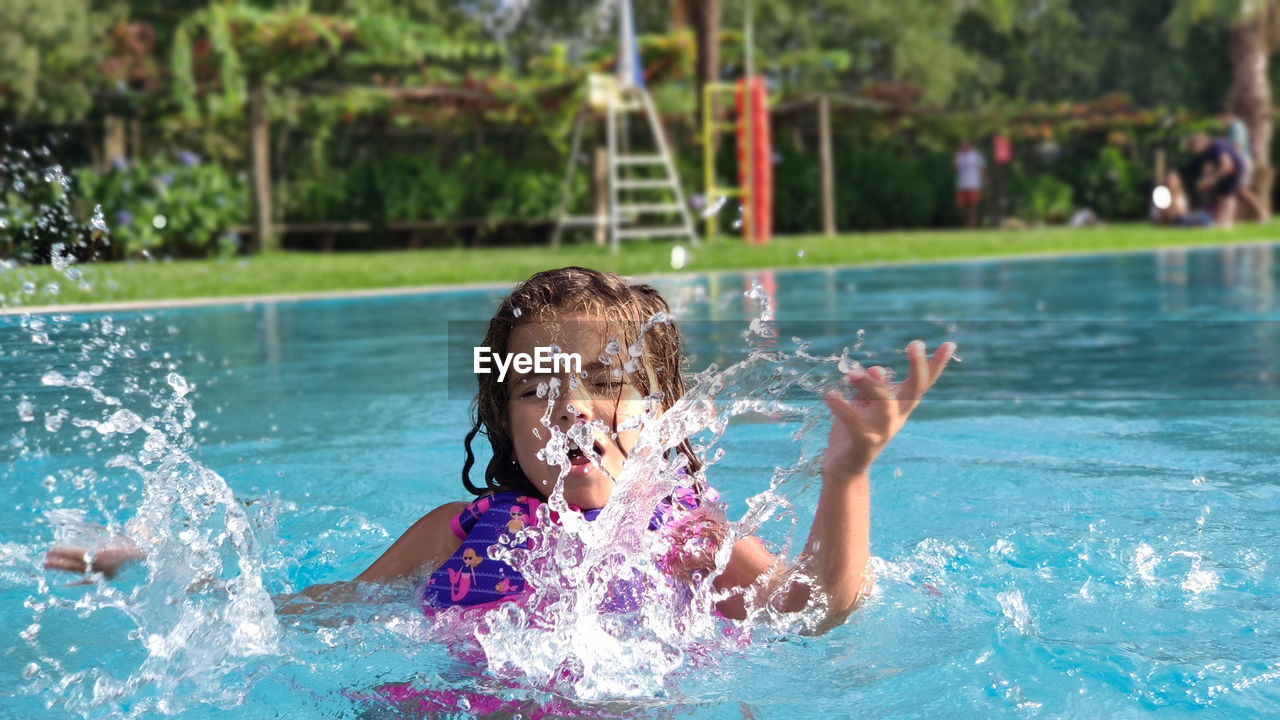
[1151,171,1213,228]
[1219,112,1269,223]
[1189,132,1243,229]
[954,139,986,228]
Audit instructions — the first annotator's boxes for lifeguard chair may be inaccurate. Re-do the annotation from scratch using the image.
[551,0,699,251]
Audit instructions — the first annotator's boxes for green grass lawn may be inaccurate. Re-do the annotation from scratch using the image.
[5,222,1278,307]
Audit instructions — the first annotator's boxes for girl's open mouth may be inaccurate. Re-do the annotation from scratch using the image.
[566,440,603,466]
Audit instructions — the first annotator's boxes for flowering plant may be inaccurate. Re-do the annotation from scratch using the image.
[75,153,248,258]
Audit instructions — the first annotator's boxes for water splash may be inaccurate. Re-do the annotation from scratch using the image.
[24,347,281,716]
[466,307,862,701]
[4,142,280,717]
[996,588,1033,634]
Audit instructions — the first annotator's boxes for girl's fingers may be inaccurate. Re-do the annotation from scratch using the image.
[830,341,952,429]
[928,342,955,386]
[899,340,930,407]
[824,390,870,434]
[848,368,893,401]
[900,340,954,407]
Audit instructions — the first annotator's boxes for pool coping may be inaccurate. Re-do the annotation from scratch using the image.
[6,237,1277,316]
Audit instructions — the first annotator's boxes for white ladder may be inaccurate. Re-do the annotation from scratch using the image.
[552,83,699,251]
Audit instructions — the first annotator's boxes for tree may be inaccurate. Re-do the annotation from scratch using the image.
[954,1,1234,110]
[1225,3,1275,214]
[673,0,720,134]
[714,0,1014,104]
[168,5,497,251]
[0,0,113,123]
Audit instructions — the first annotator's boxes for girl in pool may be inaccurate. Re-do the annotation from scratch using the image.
[47,266,952,632]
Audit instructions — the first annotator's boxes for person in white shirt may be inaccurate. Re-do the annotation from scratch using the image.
[954,140,987,228]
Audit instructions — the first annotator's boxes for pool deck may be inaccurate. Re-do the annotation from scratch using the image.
[5,236,1277,316]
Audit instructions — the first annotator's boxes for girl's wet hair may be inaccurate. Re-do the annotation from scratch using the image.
[462,266,699,496]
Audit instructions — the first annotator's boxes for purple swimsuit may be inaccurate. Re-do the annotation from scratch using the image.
[422,492,553,608]
[366,486,720,716]
[422,487,710,611]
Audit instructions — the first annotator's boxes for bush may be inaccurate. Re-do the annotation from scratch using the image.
[832,144,955,230]
[286,147,582,229]
[1053,143,1150,220]
[1009,172,1074,223]
[772,142,821,234]
[75,154,249,259]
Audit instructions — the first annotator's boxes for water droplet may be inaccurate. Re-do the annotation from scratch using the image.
[512,307,523,318]
[43,164,68,188]
[50,243,68,271]
[105,409,143,435]
[21,282,35,295]
[44,410,67,432]
[17,399,34,422]
[1192,475,1205,486]
[41,370,66,386]
[797,249,805,259]
[43,282,59,296]
[167,373,190,397]
[700,195,727,218]
[152,215,167,230]
[89,205,108,232]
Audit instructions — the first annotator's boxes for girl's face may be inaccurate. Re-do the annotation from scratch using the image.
[505,314,652,510]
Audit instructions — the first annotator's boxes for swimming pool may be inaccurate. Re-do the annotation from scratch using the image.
[3,244,1279,718]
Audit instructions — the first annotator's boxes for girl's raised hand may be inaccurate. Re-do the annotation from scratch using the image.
[821,340,954,481]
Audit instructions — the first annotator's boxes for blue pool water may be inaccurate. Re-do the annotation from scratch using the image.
[2,244,1279,718]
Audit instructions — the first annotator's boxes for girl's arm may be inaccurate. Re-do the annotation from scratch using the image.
[354,501,468,582]
[275,501,468,612]
[715,340,953,631]
[46,502,469,609]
